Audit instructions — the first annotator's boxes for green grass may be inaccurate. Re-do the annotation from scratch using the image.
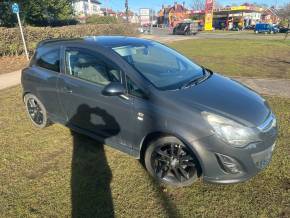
[0,86,289,217]
[169,39,290,79]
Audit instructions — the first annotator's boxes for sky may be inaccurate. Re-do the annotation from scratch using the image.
[102,0,289,12]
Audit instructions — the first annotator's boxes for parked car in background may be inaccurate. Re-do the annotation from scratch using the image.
[173,22,198,35]
[245,25,255,30]
[278,26,289,33]
[254,23,279,34]
[22,36,278,187]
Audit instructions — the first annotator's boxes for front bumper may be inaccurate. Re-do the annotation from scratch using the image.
[190,125,278,184]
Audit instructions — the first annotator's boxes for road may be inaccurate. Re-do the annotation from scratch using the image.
[141,27,289,43]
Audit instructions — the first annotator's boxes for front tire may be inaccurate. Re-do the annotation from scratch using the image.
[24,93,51,128]
[144,136,199,187]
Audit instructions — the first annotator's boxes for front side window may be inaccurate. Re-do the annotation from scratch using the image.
[65,48,121,86]
[35,49,60,72]
[112,42,203,90]
[126,76,146,98]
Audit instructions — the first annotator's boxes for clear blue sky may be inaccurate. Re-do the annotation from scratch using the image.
[102,0,288,12]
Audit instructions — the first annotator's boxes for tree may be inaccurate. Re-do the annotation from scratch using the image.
[252,2,269,8]
[191,0,205,11]
[214,1,223,9]
[191,0,222,11]
[278,3,290,21]
[0,0,74,27]
[278,3,290,39]
[0,0,18,27]
[24,0,74,26]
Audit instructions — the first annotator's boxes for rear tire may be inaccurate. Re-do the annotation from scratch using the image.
[144,136,199,187]
[24,93,51,128]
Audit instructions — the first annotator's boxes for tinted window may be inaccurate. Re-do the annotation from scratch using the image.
[35,49,60,72]
[180,23,188,31]
[65,48,121,86]
[126,76,146,98]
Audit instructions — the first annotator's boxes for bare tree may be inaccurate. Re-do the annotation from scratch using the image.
[278,3,290,39]
[191,0,223,11]
[214,1,223,9]
[191,0,205,11]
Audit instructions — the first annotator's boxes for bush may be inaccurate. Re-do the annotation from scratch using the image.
[86,15,118,24]
[0,24,138,56]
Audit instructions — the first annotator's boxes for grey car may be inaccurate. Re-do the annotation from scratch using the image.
[21,36,278,186]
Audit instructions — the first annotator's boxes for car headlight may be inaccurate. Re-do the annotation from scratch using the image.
[202,112,259,147]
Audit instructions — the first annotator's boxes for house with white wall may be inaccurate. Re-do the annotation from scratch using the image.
[73,0,103,17]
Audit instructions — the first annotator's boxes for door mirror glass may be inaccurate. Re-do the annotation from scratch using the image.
[102,82,125,96]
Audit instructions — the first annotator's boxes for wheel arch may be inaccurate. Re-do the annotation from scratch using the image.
[22,91,32,102]
[139,131,204,176]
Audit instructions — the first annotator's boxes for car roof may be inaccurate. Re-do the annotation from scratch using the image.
[37,36,154,49]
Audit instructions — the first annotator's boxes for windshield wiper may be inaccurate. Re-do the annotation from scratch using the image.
[180,67,208,89]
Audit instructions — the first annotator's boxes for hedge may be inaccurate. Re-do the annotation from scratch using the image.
[86,15,118,24]
[0,24,138,56]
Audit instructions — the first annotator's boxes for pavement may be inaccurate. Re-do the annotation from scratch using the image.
[0,70,22,90]
[233,77,290,99]
[1,69,290,98]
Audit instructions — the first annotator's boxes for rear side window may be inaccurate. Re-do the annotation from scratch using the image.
[35,49,60,72]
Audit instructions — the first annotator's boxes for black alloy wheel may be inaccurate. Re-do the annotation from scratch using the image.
[24,93,51,128]
[27,98,44,125]
[145,136,199,187]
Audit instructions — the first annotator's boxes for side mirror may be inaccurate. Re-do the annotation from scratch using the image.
[102,82,125,96]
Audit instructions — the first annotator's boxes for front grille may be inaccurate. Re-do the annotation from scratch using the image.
[251,143,275,169]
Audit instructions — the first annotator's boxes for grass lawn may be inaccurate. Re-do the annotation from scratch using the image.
[0,86,289,217]
[169,39,290,79]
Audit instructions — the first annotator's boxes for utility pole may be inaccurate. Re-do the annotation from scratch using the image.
[105,0,108,16]
[125,0,129,22]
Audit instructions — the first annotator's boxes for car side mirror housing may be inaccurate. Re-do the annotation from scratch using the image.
[102,82,125,96]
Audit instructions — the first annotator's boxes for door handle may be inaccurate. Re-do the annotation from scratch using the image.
[63,86,72,93]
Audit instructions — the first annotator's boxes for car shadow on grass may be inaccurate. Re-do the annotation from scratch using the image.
[69,104,180,217]
[70,104,119,218]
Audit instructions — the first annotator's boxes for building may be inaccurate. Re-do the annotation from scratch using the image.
[211,5,264,30]
[158,2,189,27]
[261,7,280,24]
[101,8,117,17]
[117,11,139,23]
[140,8,153,25]
[73,0,103,17]
[187,4,265,30]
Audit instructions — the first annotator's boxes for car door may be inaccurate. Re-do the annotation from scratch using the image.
[28,46,63,120]
[57,46,135,150]
[175,24,182,34]
[124,76,158,153]
[179,23,187,34]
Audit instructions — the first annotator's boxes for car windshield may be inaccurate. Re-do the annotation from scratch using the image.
[112,42,204,90]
